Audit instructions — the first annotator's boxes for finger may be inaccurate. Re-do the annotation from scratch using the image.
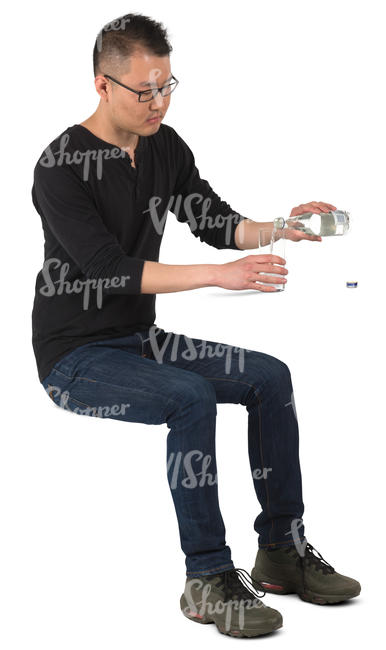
[256,274,287,284]
[309,201,329,213]
[318,202,337,212]
[254,264,288,275]
[250,269,287,282]
[298,233,322,241]
[309,234,322,240]
[249,282,279,292]
[254,254,286,265]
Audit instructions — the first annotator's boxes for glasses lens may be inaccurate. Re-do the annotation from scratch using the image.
[161,81,177,97]
[139,82,178,101]
[139,90,154,103]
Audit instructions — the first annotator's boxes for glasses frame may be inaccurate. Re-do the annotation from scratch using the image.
[102,73,179,102]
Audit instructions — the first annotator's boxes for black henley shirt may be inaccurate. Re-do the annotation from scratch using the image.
[31,122,247,382]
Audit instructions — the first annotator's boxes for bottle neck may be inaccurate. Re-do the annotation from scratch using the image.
[273,217,285,229]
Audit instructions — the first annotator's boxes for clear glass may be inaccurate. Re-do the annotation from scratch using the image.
[258,228,287,291]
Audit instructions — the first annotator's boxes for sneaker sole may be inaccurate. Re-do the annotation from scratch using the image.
[180,594,283,637]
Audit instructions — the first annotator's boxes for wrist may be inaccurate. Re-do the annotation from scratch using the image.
[204,264,221,288]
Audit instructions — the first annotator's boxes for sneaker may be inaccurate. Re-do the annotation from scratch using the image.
[251,541,361,604]
[180,567,283,637]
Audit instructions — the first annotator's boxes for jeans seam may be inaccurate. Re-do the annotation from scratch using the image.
[202,376,258,392]
[50,368,97,382]
[256,392,274,544]
[201,376,273,544]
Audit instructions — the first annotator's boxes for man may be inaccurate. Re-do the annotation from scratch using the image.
[31,12,360,638]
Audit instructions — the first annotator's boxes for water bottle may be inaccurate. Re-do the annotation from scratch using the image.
[273,210,350,236]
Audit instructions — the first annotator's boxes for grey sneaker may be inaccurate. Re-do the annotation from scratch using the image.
[180,567,283,637]
[251,542,361,605]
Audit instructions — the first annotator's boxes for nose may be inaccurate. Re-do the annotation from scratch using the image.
[150,92,166,109]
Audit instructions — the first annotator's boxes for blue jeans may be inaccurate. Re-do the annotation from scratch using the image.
[41,325,305,577]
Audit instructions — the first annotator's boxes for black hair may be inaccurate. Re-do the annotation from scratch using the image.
[93,12,173,78]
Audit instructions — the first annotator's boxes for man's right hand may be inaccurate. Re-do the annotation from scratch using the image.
[140,256,288,294]
[215,254,288,292]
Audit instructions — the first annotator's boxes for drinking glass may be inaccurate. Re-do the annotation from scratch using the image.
[258,227,287,291]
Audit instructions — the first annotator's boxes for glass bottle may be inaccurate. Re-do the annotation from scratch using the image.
[273,210,350,236]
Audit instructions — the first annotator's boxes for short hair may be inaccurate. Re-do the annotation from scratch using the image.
[93,12,173,78]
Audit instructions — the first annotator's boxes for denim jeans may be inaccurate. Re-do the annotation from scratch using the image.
[41,325,305,577]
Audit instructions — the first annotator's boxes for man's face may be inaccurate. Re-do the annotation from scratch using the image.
[100,52,173,134]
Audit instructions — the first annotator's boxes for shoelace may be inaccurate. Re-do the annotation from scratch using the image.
[285,542,335,593]
[213,567,266,603]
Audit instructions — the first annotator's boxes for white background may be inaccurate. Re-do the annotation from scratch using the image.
[1,0,384,647]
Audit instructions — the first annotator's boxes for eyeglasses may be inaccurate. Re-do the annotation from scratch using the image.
[102,73,179,102]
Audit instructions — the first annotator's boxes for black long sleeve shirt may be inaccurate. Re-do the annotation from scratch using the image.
[31,122,247,382]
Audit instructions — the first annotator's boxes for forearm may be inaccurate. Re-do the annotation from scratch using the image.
[140,261,220,294]
[234,218,277,249]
